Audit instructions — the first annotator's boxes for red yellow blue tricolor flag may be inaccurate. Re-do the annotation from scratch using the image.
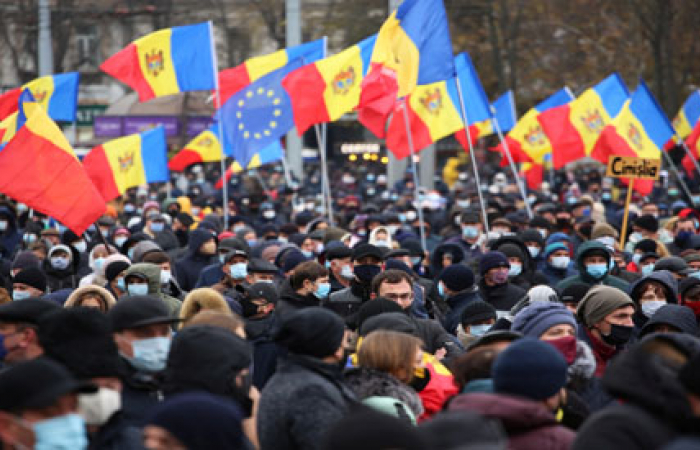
[101,22,216,102]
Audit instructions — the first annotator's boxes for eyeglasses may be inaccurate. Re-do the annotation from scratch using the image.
[385,293,413,301]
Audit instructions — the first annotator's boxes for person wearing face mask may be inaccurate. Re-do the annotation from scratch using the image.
[174,228,218,292]
[0,299,59,365]
[667,216,697,256]
[240,282,280,390]
[448,339,575,448]
[79,243,118,288]
[445,211,485,265]
[11,267,47,301]
[478,252,527,315]
[436,264,481,336]
[626,238,660,273]
[540,242,577,286]
[325,246,354,293]
[327,244,383,321]
[276,261,331,319]
[123,264,182,315]
[0,358,96,450]
[143,251,184,300]
[369,226,394,250]
[455,301,497,348]
[37,308,144,448]
[519,228,546,269]
[627,270,678,335]
[556,241,630,292]
[104,258,131,300]
[512,302,609,425]
[43,244,80,292]
[491,239,548,291]
[61,229,92,278]
[194,238,248,288]
[576,285,636,377]
[171,212,193,248]
[638,304,700,337]
[108,296,180,427]
[679,277,700,323]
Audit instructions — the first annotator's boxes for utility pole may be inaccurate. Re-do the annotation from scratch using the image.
[285,0,304,182]
[38,0,53,76]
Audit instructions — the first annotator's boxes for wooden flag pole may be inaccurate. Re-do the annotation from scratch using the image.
[453,76,490,234]
[619,179,634,249]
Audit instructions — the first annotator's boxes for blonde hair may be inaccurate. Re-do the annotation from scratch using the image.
[357,330,423,384]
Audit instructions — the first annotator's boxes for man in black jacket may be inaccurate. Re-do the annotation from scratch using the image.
[478,251,526,315]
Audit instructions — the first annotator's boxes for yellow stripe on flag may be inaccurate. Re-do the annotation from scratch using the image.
[319,45,366,122]
[246,50,289,82]
[372,12,420,97]
[24,103,73,155]
[616,108,660,159]
[673,111,692,139]
[568,89,616,157]
[23,75,56,112]
[409,81,463,142]
[509,109,552,164]
[135,28,179,98]
[102,135,147,192]
[186,130,223,162]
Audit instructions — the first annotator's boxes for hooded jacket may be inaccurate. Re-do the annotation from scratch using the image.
[573,334,700,450]
[64,285,117,311]
[556,241,629,292]
[449,392,575,450]
[43,245,81,292]
[628,270,678,331]
[344,366,424,420]
[490,235,548,290]
[640,304,700,337]
[174,228,217,292]
[123,263,181,316]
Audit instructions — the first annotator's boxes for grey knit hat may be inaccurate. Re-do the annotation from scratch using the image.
[576,285,635,327]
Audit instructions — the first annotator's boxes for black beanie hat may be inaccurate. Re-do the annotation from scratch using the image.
[439,264,475,292]
[634,238,658,254]
[357,298,403,330]
[13,267,47,292]
[635,215,659,233]
[275,307,345,358]
[105,261,130,283]
[38,308,121,379]
[479,251,509,276]
[560,282,590,305]
[498,243,525,261]
[460,301,497,326]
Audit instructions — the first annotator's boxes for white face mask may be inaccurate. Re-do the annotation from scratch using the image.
[160,270,172,285]
[73,240,87,253]
[550,256,570,269]
[78,387,121,425]
[596,236,616,248]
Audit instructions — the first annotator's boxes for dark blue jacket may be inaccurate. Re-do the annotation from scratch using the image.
[174,228,217,292]
[442,289,482,335]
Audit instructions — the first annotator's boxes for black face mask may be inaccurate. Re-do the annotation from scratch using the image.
[229,370,254,417]
[240,298,262,318]
[353,264,381,284]
[600,323,634,347]
[556,218,571,230]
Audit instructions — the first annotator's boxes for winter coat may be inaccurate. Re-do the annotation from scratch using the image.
[576,325,621,378]
[540,262,577,287]
[174,228,217,292]
[0,207,20,257]
[490,236,549,290]
[326,283,367,319]
[276,280,321,319]
[556,241,630,292]
[344,366,424,419]
[245,313,280,389]
[478,278,526,314]
[118,358,164,427]
[123,263,181,316]
[573,334,700,450]
[442,289,482,335]
[566,340,611,412]
[449,392,575,450]
[43,249,81,293]
[194,262,225,289]
[257,353,356,450]
[88,412,145,450]
[640,304,700,337]
[628,270,679,333]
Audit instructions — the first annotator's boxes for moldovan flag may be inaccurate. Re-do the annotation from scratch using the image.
[492,88,574,166]
[169,126,223,171]
[683,120,700,177]
[282,35,376,135]
[458,90,517,149]
[521,161,544,189]
[214,141,285,189]
[386,52,490,159]
[0,88,21,121]
[539,73,629,169]
[101,22,216,102]
[0,104,105,235]
[673,90,700,139]
[358,0,454,138]
[591,81,674,195]
[0,72,80,122]
[83,126,169,202]
[218,39,325,108]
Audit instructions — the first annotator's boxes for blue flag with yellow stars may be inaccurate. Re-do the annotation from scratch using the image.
[217,58,303,168]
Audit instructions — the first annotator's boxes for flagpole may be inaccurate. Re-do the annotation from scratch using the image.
[208,20,230,230]
[400,102,428,253]
[661,150,694,201]
[677,135,700,179]
[313,124,329,219]
[453,76,490,234]
[491,113,534,218]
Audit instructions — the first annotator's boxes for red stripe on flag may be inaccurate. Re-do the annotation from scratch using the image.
[524,164,544,189]
[282,64,330,136]
[455,125,481,153]
[591,126,653,195]
[217,65,252,108]
[168,149,206,171]
[538,104,585,169]
[357,64,398,138]
[385,102,432,159]
[82,145,121,202]
[100,44,155,102]
[0,88,21,121]
[0,127,105,234]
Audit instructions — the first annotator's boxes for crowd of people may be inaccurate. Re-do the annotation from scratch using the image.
[2,161,700,449]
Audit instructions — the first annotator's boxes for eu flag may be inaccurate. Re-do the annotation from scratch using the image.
[217,58,303,168]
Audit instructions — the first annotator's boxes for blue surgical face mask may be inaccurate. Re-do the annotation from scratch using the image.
[150,222,165,233]
[314,282,331,299]
[641,300,665,318]
[340,265,354,280]
[127,248,135,260]
[230,262,248,280]
[462,226,479,239]
[13,290,32,301]
[33,413,88,450]
[438,282,446,297]
[690,270,700,280]
[527,246,540,258]
[469,324,491,337]
[508,263,522,277]
[410,256,422,267]
[116,278,126,292]
[586,263,608,279]
[301,250,314,258]
[127,283,149,296]
[114,236,128,248]
[93,257,105,272]
[247,239,258,248]
[51,256,70,270]
[632,253,642,265]
[128,336,171,372]
[641,263,655,276]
